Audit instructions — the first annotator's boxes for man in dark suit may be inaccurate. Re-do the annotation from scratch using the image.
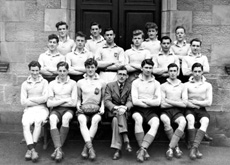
[105,66,133,160]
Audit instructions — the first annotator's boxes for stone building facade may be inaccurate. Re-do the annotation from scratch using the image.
[0,0,230,140]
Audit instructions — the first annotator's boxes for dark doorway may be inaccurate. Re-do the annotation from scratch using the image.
[76,0,161,49]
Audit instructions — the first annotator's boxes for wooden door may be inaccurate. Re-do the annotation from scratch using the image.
[76,0,161,49]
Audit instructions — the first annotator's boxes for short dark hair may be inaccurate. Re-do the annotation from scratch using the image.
[175,26,186,33]
[90,22,101,29]
[117,66,128,73]
[48,34,59,43]
[84,58,98,67]
[28,61,41,70]
[141,59,154,67]
[133,29,144,39]
[145,22,158,31]
[160,36,172,43]
[57,61,69,70]
[168,63,178,70]
[190,38,202,46]
[104,27,115,35]
[75,31,86,40]
[191,62,203,71]
[56,21,68,29]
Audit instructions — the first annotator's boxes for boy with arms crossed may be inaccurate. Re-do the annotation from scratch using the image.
[95,27,125,83]
[132,59,161,162]
[125,30,151,83]
[185,63,212,160]
[66,31,93,82]
[21,61,49,162]
[160,63,187,160]
[47,62,77,162]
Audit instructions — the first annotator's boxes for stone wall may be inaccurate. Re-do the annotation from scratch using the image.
[0,0,76,123]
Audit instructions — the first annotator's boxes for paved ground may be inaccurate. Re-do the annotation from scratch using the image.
[0,128,230,165]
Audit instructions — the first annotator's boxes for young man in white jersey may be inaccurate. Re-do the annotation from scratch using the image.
[77,58,106,161]
[153,36,180,84]
[85,22,106,55]
[21,61,49,162]
[142,22,161,59]
[184,63,212,160]
[66,31,93,82]
[160,63,187,160]
[131,59,161,162]
[56,21,75,56]
[125,30,151,83]
[38,34,65,82]
[95,27,125,83]
[47,62,77,162]
[182,38,210,82]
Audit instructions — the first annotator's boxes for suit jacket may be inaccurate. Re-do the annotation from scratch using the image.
[105,81,133,118]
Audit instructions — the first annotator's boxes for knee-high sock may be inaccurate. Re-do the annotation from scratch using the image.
[50,129,61,148]
[169,129,184,148]
[27,144,34,150]
[193,129,205,148]
[141,134,155,149]
[165,128,174,140]
[135,132,144,147]
[188,129,196,143]
[60,126,69,146]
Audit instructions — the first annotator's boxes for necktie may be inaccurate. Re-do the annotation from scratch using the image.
[119,83,123,95]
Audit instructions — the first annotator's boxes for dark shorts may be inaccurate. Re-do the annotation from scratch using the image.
[77,112,101,123]
[133,106,159,123]
[69,74,84,82]
[185,107,210,121]
[50,107,75,121]
[161,107,185,123]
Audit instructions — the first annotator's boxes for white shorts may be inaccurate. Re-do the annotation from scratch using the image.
[22,106,49,125]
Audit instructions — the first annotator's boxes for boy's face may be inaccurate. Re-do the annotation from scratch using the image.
[161,39,171,52]
[57,66,68,79]
[142,64,153,77]
[168,67,178,80]
[104,30,115,44]
[48,39,58,51]
[191,41,201,55]
[132,34,143,47]
[75,36,86,49]
[90,25,101,37]
[147,28,157,39]
[57,25,68,38]
[30,66,40,79]
[192,67,203,80]
[176,28,186,42]
[86,64,97,77]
